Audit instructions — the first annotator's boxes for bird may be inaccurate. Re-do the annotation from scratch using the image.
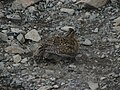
[33,28,79,62]
[46,28,79,57]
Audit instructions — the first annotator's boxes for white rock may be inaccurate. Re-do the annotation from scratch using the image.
[100,77,106,80]
[25,29,41,42]
[13,63,20,67]
[61,26,75,31]
[82,39,92,45]
[13,54,21,63]
[38,85,52,90]
[85,12,91,17]
[53,85,59,89]
[5,45,25,54]
[93,28,98,33]
[50,77,56,81]
[88,81,98,90]
[60,8,75,15]
[69,64,76,68]
[21,58,28,63]
[72,0,77,2]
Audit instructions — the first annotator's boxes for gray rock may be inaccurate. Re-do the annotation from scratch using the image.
[13,54,21,63]
[0,55,4,61]
[45,70,54,75]
[0,62,4,69]
[6,14,21,20]
[61,26,75,31]
[11,0,36,9]
[69,64,76,68]
[52,85,59,89]
[0,32,8,42]
[0,11,4,18]
[28,6,36,13]
[75,54,82,61]
[21,58,28,63]
[88,81,98,90]
[82,39,92,46]
[11,28,25,34]
[12,63,20,67]
[108,38,119,42]
[25,29,41,42]
[60,8,75,15]
[0,2,3,9]
[5,45,25,54]
[17,33,25,43]
[38,85,52,90]
[76,0,108,8]
[93,28,99,33]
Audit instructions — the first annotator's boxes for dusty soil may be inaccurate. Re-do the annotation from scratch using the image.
[0,0,120,90]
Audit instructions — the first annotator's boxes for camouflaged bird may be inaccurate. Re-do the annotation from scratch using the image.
[34,28,79,61]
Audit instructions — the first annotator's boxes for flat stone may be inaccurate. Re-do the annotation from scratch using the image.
[0,2,3,8]
[25,29,41,42]
[5,45,25,54]
[61,26,75,31]
[17,33,25,43]
[113,16,120,31]
[76,0,108,8]
[28,6,36,13]
[12,0,35,9]
[6,14,21,20]
[38,85,52,90]
[60,8,75,15]
[69,64,76,68]
[0,32,8,42]
[88,81,98,90]
[0,11,4,18]
[12,0,38,9]
[75,54,82,61]
[82,39,92,46]
[11,28,25,34]
[108,38,119,42]
[21,58,28,63]
[13,54,21,63]
[0,55,4,61]
[45,70,54,75]
[52,85,59,89]
[12,63,20,67]
[93,28,99,33]
[0,62,4,69]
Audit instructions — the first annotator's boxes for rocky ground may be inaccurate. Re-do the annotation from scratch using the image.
[0,0,120,90]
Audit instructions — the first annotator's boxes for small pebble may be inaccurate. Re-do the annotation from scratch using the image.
[82,39,92,46]
[60,8,75,15]
[13,54,21,63]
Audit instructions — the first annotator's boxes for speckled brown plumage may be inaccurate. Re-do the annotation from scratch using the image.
[46,28,79,56]
[34,28,79,60]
